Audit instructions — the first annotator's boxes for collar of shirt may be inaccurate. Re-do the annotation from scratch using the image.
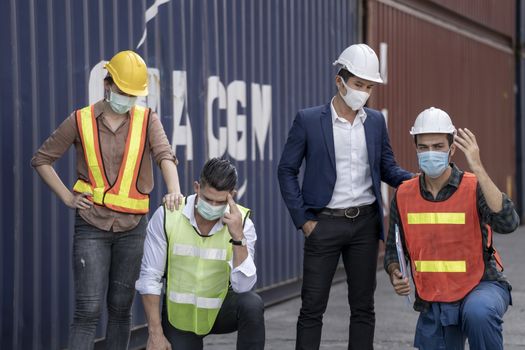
[93,100,108,119]
[419,163,462,200]
[330,97,367,125]
[182,194,231,236]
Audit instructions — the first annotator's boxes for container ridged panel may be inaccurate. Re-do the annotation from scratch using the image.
[0,0,358,348]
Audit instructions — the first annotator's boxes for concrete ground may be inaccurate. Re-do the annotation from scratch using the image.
[204,226,525,349]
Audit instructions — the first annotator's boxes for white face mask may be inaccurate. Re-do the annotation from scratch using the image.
[339,79,370,111]
[195,195,227,221]
[106,89,137,114]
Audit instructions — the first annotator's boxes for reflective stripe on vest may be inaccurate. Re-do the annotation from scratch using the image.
[169,292,223,309]
[74,105,108,203]
[73,105,150,214]
[414,260,466,273]
[165,201,251,335]
[397,173,485,302]
[172,244,228,261]
[407,213,465,225]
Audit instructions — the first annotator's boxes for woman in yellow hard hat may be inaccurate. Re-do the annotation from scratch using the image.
[31,50,183,350]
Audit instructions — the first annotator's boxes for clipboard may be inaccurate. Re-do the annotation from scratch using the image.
[395,224,412,305]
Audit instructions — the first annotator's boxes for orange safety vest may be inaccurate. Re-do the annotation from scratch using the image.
[73,104,150,214]
[397,173,485,302]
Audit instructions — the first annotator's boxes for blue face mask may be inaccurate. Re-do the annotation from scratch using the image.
[417,151,450,178]
[106,89,137,114]
[195,196,227,221]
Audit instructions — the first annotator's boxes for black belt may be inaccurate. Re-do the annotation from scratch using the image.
[319,203,377,219]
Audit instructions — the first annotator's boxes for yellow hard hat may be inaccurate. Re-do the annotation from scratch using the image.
[104,50,148,96]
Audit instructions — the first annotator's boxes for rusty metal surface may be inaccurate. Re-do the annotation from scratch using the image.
[427,0,515,38]
[367,0,516,204]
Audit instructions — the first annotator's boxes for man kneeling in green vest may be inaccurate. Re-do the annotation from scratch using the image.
[136,158,265,350]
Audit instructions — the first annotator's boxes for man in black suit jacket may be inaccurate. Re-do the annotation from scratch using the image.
[278,43,412,350]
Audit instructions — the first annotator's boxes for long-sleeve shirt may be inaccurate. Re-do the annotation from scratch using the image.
[384,163,520,311]
[31,100,177,232]
[327,100,376,208]
[135,194,258,295]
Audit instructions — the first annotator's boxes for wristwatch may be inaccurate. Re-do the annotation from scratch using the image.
[229,237,247,246]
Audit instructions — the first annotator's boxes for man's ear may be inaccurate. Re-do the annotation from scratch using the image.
[335,75,345,92]
[449,143,456,157]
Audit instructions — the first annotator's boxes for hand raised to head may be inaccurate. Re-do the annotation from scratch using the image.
[454,128,483,172]
[222,193,243,240]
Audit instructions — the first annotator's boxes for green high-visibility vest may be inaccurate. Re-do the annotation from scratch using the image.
[164,200,251,335]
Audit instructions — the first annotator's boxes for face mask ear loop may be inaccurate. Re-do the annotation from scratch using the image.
[340,78,349,96]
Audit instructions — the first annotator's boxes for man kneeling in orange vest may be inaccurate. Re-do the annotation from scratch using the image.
[384,107,519,350]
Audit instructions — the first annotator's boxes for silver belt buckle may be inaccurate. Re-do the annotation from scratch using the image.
[344,207,360,219]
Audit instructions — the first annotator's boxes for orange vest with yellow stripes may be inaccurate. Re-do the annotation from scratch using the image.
[396,172,484,302]
[73,104,150,214]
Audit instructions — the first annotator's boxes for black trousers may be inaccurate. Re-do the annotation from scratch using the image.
[162,289,265,350]
[296,210,381,350]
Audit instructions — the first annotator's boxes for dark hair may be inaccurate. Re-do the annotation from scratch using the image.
[337,68,355,83]
[200,158,238,191]
[414,134,455,146]
[104,74,114,85]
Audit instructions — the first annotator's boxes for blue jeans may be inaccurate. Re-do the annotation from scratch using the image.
[68,213,147,350]
[414,281,511,350]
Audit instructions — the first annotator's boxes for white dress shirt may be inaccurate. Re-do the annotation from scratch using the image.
[326,99,376,208]
[135,194,257,295]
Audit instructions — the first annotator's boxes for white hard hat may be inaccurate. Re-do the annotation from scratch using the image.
[410,107,456,135]
[332,44,383,83]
